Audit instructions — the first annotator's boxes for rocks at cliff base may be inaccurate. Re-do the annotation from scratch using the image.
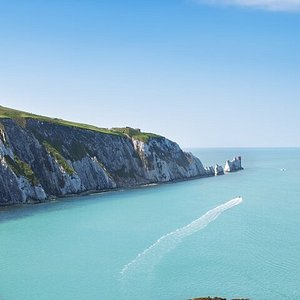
[214,164,224,176]
[204,165,224,177]
[204,156,243,177]
[205,166,214,176]
[224,156,243,172]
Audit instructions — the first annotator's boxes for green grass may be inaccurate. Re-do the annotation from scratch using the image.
[0,105,121,135]
[4,155,38,185]
[0,105,160,141]
[43,141,75,175]
[112,127,160,142]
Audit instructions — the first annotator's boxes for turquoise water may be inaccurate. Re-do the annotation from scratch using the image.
[1,148,300,300]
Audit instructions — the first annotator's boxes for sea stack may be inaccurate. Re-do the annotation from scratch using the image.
[224,156,243,172]
[214,164,224,176]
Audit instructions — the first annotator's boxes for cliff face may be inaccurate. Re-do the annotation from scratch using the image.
[0,104,244,206]
[0,118,210,205]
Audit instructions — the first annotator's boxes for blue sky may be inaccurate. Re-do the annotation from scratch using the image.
[0,0,299,147]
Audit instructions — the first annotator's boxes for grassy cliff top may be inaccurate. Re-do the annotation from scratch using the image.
[112,127,160,141]
[0,105,160,141]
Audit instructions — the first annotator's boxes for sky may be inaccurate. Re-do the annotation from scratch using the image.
[0,0,300,147]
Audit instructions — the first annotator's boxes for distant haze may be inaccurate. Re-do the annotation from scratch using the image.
[1,0,299,147]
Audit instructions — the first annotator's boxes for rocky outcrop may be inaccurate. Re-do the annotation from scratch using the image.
[214,164,224,176]
[224,156,243,172]
[205,166,215,176]
[204,164,224,176]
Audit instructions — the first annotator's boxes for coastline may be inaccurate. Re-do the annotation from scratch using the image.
[0,162,245,210]
[0,172,216,210]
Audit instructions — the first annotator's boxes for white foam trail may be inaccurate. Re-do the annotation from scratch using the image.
[120,197,242,277]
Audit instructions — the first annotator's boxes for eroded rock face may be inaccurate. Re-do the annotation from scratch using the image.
[132,138,207,182]
[0,119,212,205]
[0,118,243,205]
[0,138,47,204]
[214,164,224,176]
[224,156,243,172]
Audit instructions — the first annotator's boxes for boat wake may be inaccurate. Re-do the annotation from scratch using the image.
[120,197,243,278]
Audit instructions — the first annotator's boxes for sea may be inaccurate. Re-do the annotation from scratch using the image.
[0,148,299,300]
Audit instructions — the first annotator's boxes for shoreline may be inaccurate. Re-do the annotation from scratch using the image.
[0,172,225,210]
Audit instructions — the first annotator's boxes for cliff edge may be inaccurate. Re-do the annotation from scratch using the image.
[0,106,242,205]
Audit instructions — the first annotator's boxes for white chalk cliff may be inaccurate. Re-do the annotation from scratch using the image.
[0,108,243,205]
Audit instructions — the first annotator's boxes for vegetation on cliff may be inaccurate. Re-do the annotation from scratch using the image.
[112,127,160,142]
[4,154,38,185]
[0,105,159,141]
[42,141,75,175]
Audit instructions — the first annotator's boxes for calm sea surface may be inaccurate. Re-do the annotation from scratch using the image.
[0,148,299,300]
